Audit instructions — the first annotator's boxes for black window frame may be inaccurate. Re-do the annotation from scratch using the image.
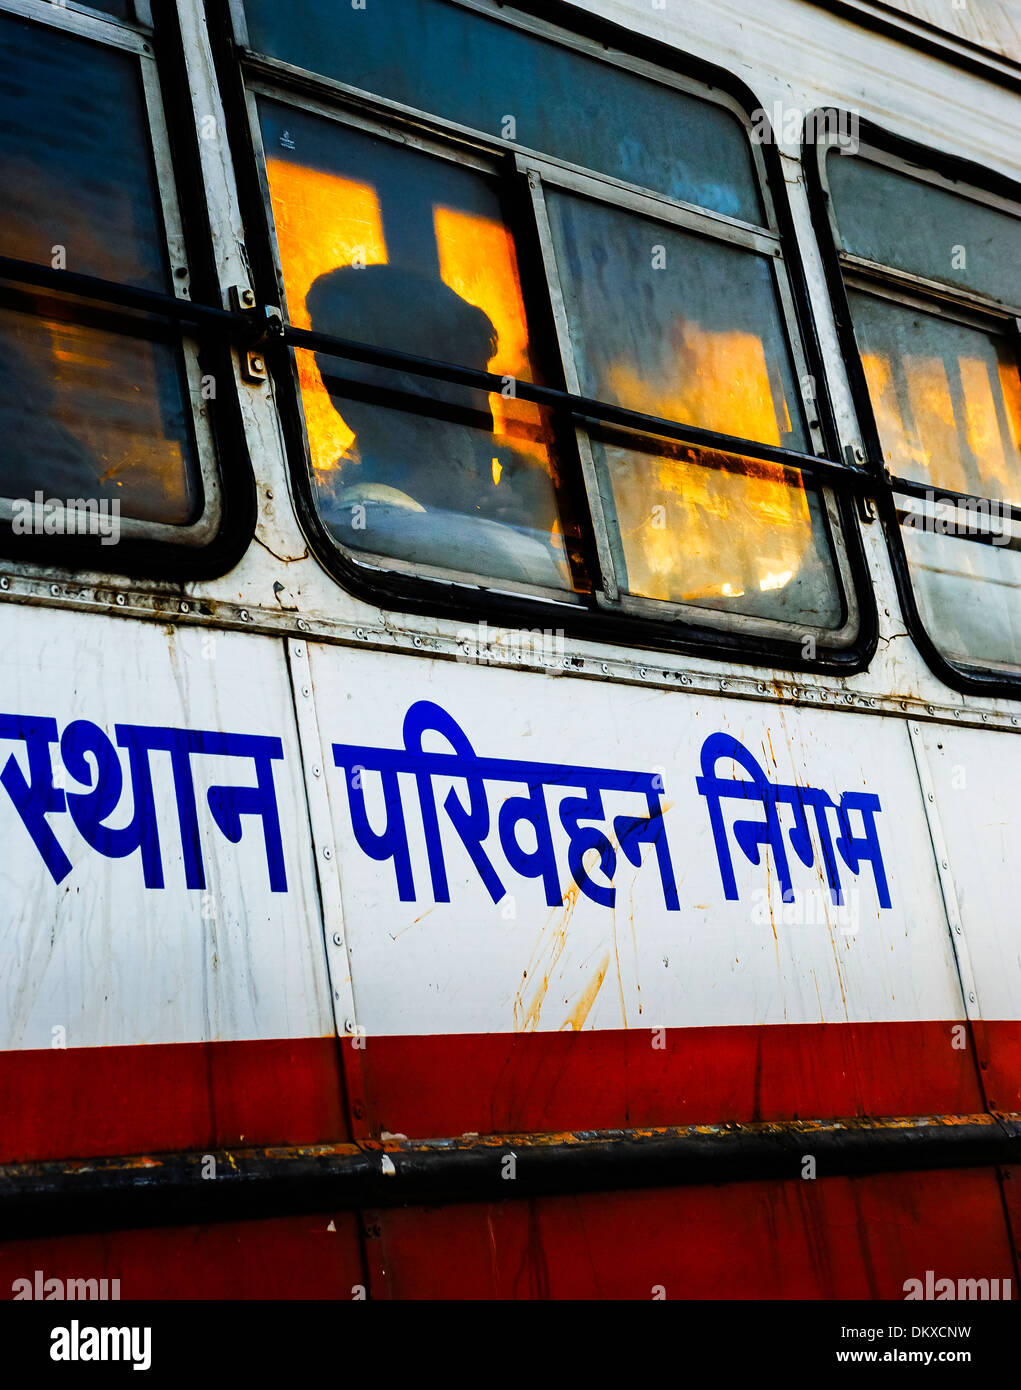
[213,0,877,673]
[804,107,1021,699]
[0,0,256,580]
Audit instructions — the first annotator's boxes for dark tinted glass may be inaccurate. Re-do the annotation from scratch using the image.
[244,0,763,222]
[259,101,585,591]
[0,13,168,291]
[85,0,132,17]
[828,152,1021,309]
[0,299,200,524]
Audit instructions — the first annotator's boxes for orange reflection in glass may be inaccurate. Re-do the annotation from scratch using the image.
[862,347,1021,499]
[433,206,551,470]
[265,158,388,472]
[605,327,810,600]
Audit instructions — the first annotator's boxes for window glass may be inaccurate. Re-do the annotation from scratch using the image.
[827,152,1021,309]
[592,431,843,624]
[83,0,132,17]
[849,289,1021,501]
[244,0,763,222]
[0,14,202,529]
[0,14,169,291]
[546,191,806,447]
[900,504,1021,670]
[0,298,198,525]
[545,191,840,622]
[259,101,585,591]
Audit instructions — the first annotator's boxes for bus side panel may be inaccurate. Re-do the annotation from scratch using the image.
[306,647,979,1136]
[919,725,1021,1113]
[0,607,345,1160]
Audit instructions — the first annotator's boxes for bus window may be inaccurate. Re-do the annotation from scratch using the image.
[0,6,218,552]
[822,138,1021,680]
[544,190,842,626]
[260,103,584,593]
[243,0,863,653]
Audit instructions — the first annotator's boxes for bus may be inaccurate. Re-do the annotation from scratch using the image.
[0,0,1019,1301]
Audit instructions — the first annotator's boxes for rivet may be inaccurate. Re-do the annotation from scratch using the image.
[941,859,948,869]
[413,636,423,648]
[638,667,647,679]
[954,710,961,718]
[297,619,309,632]
[323,846,333,860]
[50,584,60,597]
[179,601,190,613]
[982,713,988,721]
[344,1019,356,1034]
[0,577,8,590]
[757,683,765,693]
[266,489,274,500]
[355,627,366,639]
[720,679,728,690]
[927,792,934,802]
[115,594,126,606]
[955,925,962,934]
[927,705,934,714]
[1013,718,1019,726]
[681,675,690,685]
[294,644,304,658]
[332,932,343,947]
[239,609,250,622]
[601,663,609,674]
[301,685,311,697]
[312,766,321,778]
[969,992,976,1003]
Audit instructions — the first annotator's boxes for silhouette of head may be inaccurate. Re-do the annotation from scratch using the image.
[306,263,498,443]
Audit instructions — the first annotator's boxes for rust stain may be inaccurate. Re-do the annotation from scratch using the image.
[559,952,610,1032]
[513,884,579,1032]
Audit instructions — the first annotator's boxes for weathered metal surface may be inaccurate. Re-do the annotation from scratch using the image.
[0,0,1020,1300]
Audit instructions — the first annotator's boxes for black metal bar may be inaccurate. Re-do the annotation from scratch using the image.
[889,472,1021,526]
[0,1114,1017,1240]
[284,323,874,491]
[0,252,877,495]
[0,254,250,338]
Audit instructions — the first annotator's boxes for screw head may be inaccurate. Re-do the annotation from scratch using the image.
[332,932,343,947]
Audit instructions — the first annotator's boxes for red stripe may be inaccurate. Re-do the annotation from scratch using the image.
[0,1172,1012,1300]
[0,1214,365,1301]
[2,1020,1018,1162]
[357,1020,990,1138]
[371,1169,1017,1300]
[0,1037,349,1164]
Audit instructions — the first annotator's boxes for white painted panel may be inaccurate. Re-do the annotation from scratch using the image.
[921,724,1021,1020]
[310,646,964,1036]
[0,607,333,1049]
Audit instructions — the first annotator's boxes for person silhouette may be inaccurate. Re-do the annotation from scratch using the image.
[305,263,557,530]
